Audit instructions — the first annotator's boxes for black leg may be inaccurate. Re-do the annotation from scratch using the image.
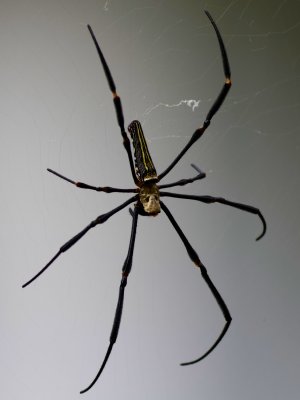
[47,168,137,193]
[22,195,138,288]
[158,11,231,182]
[87,25,139,186]
[158,164,206,190]
[160,192,266,240]
[80,205,139,394]
[160,201,231,364]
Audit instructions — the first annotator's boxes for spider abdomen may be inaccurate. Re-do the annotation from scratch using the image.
[128,120,157,183]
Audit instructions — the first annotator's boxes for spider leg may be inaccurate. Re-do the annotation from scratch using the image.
[47,168,137,193]
[22,195,138,288]
[87,25,139,186]
[158,11,231,181]
[80,205,139,394]
[160,192,266,240]
[158,164,206,190]
[160,201,231,365]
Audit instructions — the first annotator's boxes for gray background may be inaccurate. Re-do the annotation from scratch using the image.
[0,0,299,399]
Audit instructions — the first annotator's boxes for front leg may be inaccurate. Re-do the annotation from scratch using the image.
[80,205,139,393]
[22,195,138,288]
[160,200,232,364]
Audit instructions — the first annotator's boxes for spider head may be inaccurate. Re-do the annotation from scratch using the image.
[139,182,160,215]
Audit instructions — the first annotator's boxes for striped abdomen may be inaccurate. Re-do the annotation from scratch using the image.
[128,120,158,182]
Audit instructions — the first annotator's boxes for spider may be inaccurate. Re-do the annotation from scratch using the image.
[23,11,266,394]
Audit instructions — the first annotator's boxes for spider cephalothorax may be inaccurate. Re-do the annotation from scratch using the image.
[23,11,266,395]
[139,182,160,215]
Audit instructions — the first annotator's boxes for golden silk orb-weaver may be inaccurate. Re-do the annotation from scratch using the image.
[23,11,266,394]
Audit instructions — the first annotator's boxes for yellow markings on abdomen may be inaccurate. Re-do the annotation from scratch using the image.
[128,120,157,182]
